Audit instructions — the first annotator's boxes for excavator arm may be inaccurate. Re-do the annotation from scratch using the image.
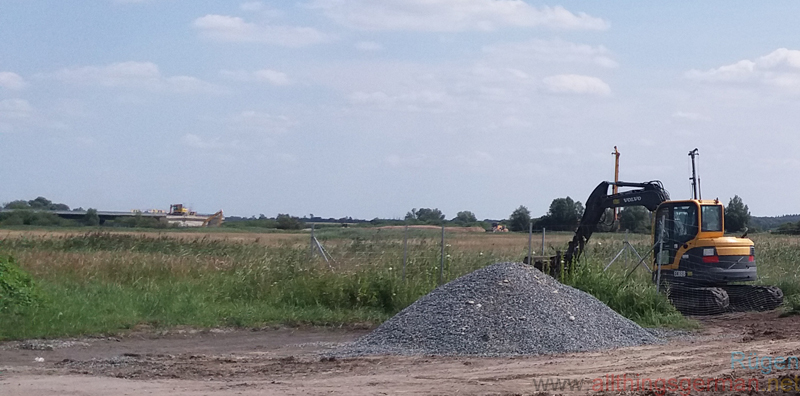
[563,181,669,265]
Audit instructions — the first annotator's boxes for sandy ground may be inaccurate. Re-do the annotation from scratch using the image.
[2,312,800,395]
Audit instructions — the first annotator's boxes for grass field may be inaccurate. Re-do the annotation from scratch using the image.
[1,227,798,340]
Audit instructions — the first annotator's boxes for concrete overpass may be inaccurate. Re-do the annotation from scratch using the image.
[0,209,221,227]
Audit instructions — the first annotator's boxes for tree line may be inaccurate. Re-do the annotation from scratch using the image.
[0,194,774,234]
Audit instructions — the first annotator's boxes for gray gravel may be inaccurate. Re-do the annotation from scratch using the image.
[334,262,660,357]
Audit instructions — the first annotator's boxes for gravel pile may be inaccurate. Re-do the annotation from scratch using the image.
[335,262,660,357]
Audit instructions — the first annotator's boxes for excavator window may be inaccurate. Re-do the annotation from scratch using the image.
[654,203,698,266]
[672,205,698,244]
[701,205,723,232]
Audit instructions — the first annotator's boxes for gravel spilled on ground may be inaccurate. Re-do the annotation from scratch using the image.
[335,262,660,357]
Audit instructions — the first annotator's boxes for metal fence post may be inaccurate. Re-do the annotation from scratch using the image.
[527,221,533,263]
[655,215,666,293]
[403,224,408,281]
[310,224,315,259]
[439,224,445,285]
[541,227,546,256]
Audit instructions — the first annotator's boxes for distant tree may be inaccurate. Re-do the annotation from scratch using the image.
[619,206,651,233]
[3,200,30,210]
[276,214,303,230]
[453,211,477,226]
[2,197,69,211]
[405,208,445,225]
[83,208,100,226]
[775,220,800,235]
[725,195,750,233]
[539,197,584,231]
[508,206,531,232]
[27,197,53,210]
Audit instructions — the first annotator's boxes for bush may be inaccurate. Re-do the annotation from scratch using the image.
[0,210,73,227]
[0,256,42,314]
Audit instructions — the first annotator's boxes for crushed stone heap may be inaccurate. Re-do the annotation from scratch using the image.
[336,262,660,357]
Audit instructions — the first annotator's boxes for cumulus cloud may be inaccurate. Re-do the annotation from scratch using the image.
[233,111,294,133]
[355,41,383,51]
[240,1,263,11]
[181,133,241,150]
[0,72,27,90]
[541,74,610,96]
[686,48,800,91]
[220,69,291,85]
[0,99,33,119]
[193,14,332,47]
[44,61,220,93]
[349,90,455,112]
[483,39,617,68]
[672,111,708,121]
[310,0,608,32]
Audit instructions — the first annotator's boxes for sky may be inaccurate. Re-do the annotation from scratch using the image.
[2,1,800,219]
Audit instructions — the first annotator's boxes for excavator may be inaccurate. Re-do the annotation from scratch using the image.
[529,180,784,315]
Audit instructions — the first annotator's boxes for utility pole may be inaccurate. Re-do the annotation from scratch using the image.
[689,148,701,199]
[612,146,621,230]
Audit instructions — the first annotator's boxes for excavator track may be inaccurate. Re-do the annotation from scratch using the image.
[666,285,729,316]
[722,285,784,312]
[664,284,784,315]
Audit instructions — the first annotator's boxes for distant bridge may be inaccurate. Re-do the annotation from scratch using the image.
[0,209,219,227]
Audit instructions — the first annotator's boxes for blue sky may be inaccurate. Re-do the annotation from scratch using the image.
[2,1,800,218]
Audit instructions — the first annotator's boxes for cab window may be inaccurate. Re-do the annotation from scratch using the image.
[672,205,698,244]
[701,205,723,232]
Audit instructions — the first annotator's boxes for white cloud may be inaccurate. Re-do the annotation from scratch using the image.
[541,74,610,96]
[181,133,236,150]
[240,1,263,11]
[349,90,455,112]
[672,111,708,121]
[45,61,220,93]
[483,39,617,68]
[385,153,430,168]
[193,14,332,47]
[233,111,294,133]
[0,99,33,119]
[686,48,800,91]
[310,0,608,32]
[355,41,383,51]
[221,69,291,85]
[0,72,27,90]
[253,69,290,85]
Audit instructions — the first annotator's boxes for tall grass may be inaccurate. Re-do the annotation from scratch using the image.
[1,231,797,339]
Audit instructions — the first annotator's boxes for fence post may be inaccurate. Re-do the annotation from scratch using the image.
[310,223,315,259]
[655,215,666,293]
[403,224,408,281]
[439,224,445,285]
[541,227,546,256]
[527,221,533,263]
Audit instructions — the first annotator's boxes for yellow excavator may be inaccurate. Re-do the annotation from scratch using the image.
[530,180,783,315]
[202,210,224,227]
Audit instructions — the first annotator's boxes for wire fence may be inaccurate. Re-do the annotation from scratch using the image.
[308,220,796,317]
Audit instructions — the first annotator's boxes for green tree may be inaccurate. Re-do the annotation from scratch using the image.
[539,197,584,231]
[83,208,100,226]
[619,206,651,233]
[453,211,477,226]
[276,214,303,230]
[508,205,531,232]
[2,197,69,211]
[725,195,750,232]
[405,208,445,225]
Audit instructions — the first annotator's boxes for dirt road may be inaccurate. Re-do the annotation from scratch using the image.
[2,312,799,395]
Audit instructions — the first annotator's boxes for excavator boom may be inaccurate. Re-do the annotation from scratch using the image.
[564,180,669,265]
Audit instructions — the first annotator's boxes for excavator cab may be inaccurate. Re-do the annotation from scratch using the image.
[653,200,757,285]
